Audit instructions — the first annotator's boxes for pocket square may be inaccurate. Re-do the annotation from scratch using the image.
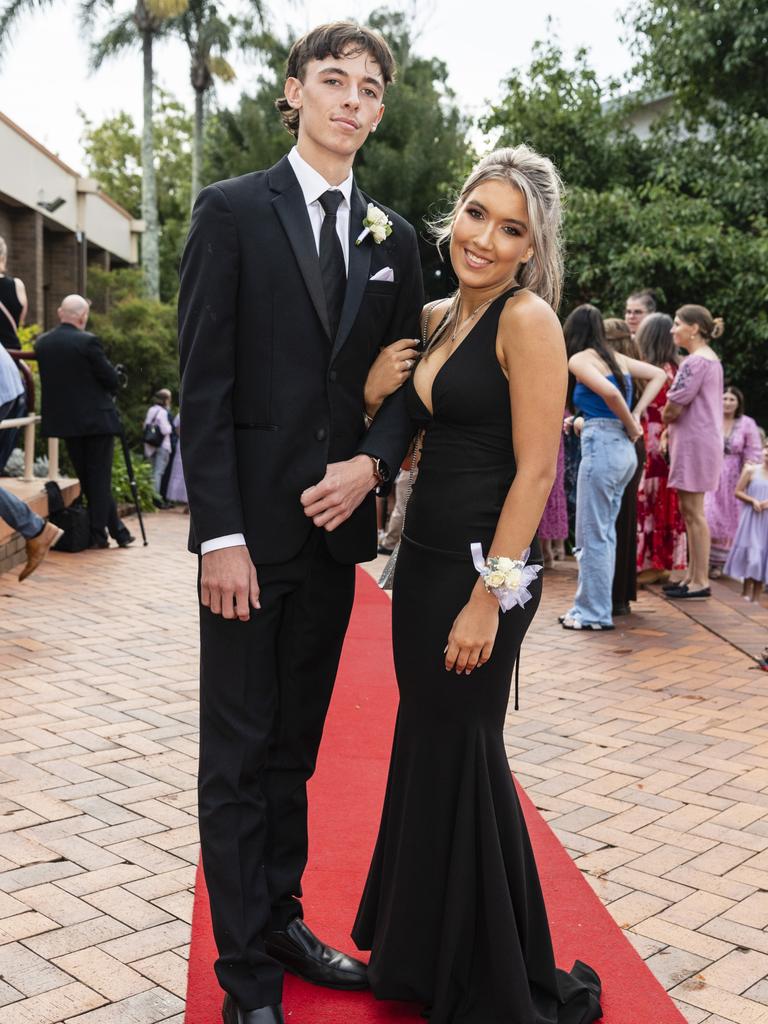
[369,267,395,283]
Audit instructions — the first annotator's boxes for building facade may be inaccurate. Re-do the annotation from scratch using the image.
[0,110,143,329]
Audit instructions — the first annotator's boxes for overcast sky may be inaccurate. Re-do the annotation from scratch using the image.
[1,0,633,173]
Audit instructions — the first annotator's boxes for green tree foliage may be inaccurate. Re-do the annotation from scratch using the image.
[81,94,192,300]
[87,268,179,446]
[483,37,648,192]
[628,0,768,121]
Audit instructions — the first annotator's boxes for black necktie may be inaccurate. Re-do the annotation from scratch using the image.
[318,190,346,339]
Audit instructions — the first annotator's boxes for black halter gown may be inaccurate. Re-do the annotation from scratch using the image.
[352,289,603,1024]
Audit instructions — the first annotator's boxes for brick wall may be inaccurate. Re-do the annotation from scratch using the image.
[11,208,44,326]
[45,231,79,327]
[0,207,12,251]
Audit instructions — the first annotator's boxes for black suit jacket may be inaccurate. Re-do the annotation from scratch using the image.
[178,155,423,565]
[35,324,122,438]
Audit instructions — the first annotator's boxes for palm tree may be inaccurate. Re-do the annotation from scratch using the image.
[178,0,265,204]
[0,0,184,300]
[92,0,188,299]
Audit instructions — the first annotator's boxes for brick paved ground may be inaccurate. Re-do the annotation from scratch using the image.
[0,511,765,1023]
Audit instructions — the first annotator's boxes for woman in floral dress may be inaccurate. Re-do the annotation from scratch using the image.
[635,313,687,582]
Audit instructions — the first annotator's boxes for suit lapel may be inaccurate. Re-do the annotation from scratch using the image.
[269,157,331,339]
[331,182,372,362]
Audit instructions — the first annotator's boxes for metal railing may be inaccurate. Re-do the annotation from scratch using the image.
[0,350,61,483]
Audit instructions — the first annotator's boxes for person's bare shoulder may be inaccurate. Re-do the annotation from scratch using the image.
[498,289,563,361]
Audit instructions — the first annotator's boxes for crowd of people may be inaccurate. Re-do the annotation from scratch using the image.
[533,290,766,630]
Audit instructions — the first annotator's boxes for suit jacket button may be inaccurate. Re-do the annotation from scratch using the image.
[315,427,327,441]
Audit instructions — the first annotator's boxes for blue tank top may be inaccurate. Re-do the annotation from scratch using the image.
[573,373,633,419]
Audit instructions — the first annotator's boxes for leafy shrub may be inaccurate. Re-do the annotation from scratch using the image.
[111,445,156,511]
[87,268,179,446]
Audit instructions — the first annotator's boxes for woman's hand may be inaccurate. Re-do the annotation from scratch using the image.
[444,586,499,675]
[364,338,420,417]
[573,415,584,437]
[627,416,643,444]
[752,497,763,513]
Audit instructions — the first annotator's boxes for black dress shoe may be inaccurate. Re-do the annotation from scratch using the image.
[88,535,109,549]
[612,603,631,616]
[222,994,284,1024]
[116,531,135,548]
[265,917,368,990]
[668,586,711,599]
[662,580,687,592]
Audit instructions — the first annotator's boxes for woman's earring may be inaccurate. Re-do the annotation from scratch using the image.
[371,124,378,132]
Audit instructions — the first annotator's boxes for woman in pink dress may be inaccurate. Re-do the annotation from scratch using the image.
[662,305,724,599]
[704,386,762,576]
[635,313,687,581]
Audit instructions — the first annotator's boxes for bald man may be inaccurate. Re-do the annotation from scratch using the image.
[35,295,134,549]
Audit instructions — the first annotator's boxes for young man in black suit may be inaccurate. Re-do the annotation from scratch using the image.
[178,23,423,1024]
[35,295,134,550]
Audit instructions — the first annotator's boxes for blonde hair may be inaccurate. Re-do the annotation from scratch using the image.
[431,145,565,327]
[677,304,725,341]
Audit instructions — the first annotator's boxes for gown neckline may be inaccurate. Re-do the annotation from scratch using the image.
[413,286,520,418]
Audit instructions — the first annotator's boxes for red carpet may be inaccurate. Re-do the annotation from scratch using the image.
[185,569,686,1023]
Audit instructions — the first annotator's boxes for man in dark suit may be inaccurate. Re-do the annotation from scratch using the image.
[35,295,134,549]
[179,22,423,1024]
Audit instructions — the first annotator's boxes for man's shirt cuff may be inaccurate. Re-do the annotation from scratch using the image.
[200,533,246,554]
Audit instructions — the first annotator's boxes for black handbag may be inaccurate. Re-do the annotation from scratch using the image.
[44,481,90,553]
[143,421,164,447]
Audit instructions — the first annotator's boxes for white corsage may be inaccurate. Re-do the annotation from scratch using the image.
[355,203,393,246]
[471,543,542,612]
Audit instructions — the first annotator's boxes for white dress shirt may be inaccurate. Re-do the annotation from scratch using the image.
[200,148,355,556]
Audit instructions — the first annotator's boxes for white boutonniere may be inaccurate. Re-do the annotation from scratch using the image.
[355,203,393,246]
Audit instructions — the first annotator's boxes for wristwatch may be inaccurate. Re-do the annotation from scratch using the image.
[366,455,390,485]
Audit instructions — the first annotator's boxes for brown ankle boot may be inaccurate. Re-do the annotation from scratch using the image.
[19,522,65,581]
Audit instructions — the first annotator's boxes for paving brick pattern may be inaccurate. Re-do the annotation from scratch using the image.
[0,512,764,1023]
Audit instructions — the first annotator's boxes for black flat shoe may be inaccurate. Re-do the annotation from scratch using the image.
[612,604,631,616]
[377,544,394,556]
[668,586,711,599]
[662,580,687,592]
[222,995,284,1024]
[265,918,368,990]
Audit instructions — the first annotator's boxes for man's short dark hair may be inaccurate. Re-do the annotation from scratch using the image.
[276,22,396,138]
[627,289,657,313]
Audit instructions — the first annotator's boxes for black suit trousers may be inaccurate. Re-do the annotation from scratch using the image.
[66,435,125,542]
[198,529,356,1009]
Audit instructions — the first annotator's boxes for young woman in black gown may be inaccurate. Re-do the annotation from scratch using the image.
[353,147,603,1023]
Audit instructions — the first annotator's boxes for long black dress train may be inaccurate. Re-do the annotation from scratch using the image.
[352,289,603,1024]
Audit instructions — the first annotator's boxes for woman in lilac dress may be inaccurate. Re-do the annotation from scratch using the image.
[725,439,768,602]
[704,386,761,576]
[165,413,188,505]
[662,305,724,599]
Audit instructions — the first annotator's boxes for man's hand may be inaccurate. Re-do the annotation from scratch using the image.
[201,546,260,621]
[301,455,378,532]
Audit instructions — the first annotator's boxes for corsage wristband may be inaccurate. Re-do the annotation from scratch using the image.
[470,543,542,612]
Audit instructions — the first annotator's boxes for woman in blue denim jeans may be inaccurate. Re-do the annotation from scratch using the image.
[560,306,666,630]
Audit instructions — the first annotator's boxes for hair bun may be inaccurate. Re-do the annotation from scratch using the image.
[712,317,725,339]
